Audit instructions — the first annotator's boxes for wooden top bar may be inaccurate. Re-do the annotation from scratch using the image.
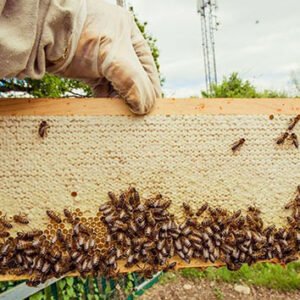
[0,98,299,116]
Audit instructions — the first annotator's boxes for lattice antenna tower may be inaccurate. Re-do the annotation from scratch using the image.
[116,0,126,8]
[197,0,218,94]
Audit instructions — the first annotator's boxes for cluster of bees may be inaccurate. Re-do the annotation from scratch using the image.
[276,114,300,148]
[0,187,299,286]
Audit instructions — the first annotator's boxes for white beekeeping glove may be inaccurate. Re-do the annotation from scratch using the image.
[0,0,162,114]
[47,0,162,115]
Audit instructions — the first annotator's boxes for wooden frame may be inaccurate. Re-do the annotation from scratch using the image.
[0,98,299,116]
[0,97,299,282]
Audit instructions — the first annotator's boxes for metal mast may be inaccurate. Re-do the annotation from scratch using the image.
[116,0,126,8]
[197,0,218,93]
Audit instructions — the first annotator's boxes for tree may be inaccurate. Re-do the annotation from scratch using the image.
[202,72,287,98]
[291,71,300,96]
[0,7,163,98]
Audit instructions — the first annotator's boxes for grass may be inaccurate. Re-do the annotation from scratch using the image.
[179,262,300,292]
[159,272,178,285]
[213,287,224,300]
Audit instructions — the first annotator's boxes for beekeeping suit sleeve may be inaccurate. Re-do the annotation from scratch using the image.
[0,0,161,115]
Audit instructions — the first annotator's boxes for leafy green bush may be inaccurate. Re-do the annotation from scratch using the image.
[202,72,288,98]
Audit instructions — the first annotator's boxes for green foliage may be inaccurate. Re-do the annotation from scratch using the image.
[0,75,92,98]
[159,272,177,285]
[202,72,288,98]
[26,75,92,98]
[180,262,300,292]
[213,287,224,300]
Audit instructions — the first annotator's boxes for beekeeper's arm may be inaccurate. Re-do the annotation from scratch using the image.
[0,0,161,114]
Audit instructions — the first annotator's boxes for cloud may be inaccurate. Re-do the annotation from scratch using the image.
[107,0,300,97]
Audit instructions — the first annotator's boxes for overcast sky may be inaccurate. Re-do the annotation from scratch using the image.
[107,0,300,97]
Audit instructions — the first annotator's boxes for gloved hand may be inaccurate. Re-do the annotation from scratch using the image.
[47,0,161,114]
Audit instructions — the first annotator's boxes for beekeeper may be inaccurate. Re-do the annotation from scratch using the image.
[0,0,161,114]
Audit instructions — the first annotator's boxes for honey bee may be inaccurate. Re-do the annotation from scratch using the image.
[177,250,186,261]
[16,240,33,250]
[288,114,300,131]
[196,203,208,217]
[290,133,299,149]
[103,214,117,225]
[54,262,63,276]
[24,248,39,256]
[99,202,111,212]
[13,213,29,224]
[146,211,156,226]
[182,203,193,217]
[181,236,191,248]
[0,241,11,255]
[46,210,61,223]
[125,254,136,268]
[145,226,152,237]
[50,246,61,260]
[157,239,165,251]
[0,231,10,238]
[135,203,146,213]
[206,226,215,236]
[88,238,95,250]
[91,251,101,268]
[174,238,183,251]
[0,215,13,229]
[27,276,43,287]
[78,223,90,235]
[17,230,43,240]
[38,120,50,138]
[107,191,118,207]
[232,209,242,219]
[263,225,275,237]
[135,214,146,229]
[181,226,192,236]
[274,244,282,258]
[202,248,209,261]
[201,218,212,227]
[248,206,261,215]
[211,224,221,233]
[285,200,295,210]
[114,220,128,231]
[161,199,172,210]
[231,138,246,152]
[12,268,26,276]
[41,261,51,274]
[276,132,289,145]
[129,187,141,208]
[102,206,114,216]
[119,209,129,221]
[118,192,127,209]
[63,209,74,224]
[283,255,298,264]
[293,207,300,220]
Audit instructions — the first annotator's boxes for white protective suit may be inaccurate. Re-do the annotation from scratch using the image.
[0,0,162,114]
